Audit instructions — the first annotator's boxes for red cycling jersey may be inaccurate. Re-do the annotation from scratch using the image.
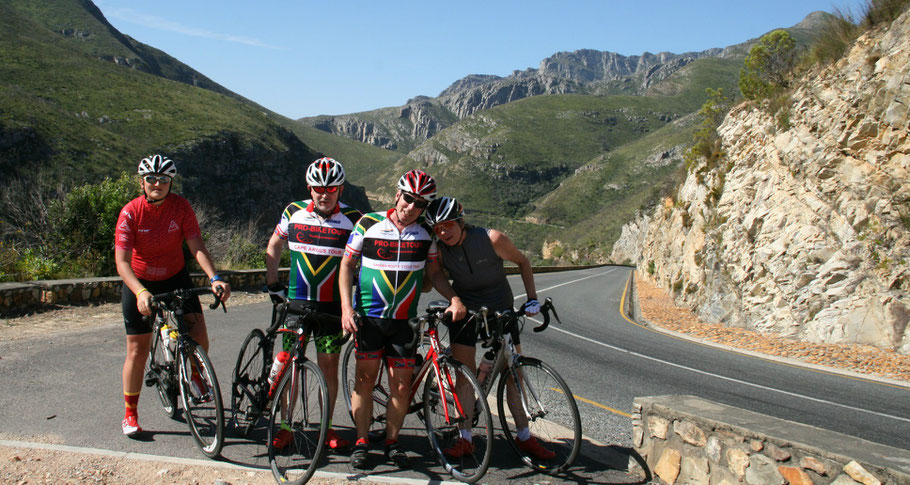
[115,195,202,281]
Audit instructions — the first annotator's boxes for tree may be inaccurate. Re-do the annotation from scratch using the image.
[684,88,731,172]
[739,30,798,100]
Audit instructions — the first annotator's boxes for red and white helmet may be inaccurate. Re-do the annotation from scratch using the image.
[397,169,437,200]
[137,154,177,177]
[306,157,346,186]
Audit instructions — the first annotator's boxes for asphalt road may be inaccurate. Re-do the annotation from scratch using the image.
[1,265,907,484]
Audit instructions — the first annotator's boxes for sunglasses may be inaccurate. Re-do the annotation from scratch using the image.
[401,192,429,208]
[143,175,171,185]
[311,185,339,194]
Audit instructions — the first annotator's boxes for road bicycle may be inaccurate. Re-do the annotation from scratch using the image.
[230,299,332,485]
[341,302,494,483]
[473,297,582,474]
[144,287,226,458]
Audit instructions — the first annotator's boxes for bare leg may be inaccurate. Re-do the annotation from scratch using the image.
[451,343,477,430]
[384,364,413,442]
[352,358,381,442]
[123,333,152,396]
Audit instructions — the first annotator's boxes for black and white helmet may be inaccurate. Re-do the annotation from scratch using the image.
[425,196,464,226]
[397,169,436,199]
[306,157,346,186]
[137,154,177,177]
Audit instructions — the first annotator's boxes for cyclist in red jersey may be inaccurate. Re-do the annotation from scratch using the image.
[115,154,231,437]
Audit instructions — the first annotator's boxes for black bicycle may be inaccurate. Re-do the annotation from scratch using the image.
[144,286,226,458]
[230,299,332,485]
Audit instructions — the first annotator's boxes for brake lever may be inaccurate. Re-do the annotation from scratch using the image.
[209,287,227,312]
[532,297,556,333]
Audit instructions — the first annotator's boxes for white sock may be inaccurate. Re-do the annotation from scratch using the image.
[517,427,531,441]
[460,429,473,442]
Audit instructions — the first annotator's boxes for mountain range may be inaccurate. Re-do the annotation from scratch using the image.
[0,0,828,268]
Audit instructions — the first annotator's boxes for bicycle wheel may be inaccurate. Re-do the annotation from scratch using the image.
[146,328,178,419]
[268,359,329,485]
[178,344,225,458]
[423,356,493,483]
[341,339,388,439]
[496,356,581,474]
[231,328,270,436]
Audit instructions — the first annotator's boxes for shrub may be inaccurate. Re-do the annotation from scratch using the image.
[808,8,860,65]
[739,30,798,100]
[47,174,138,277]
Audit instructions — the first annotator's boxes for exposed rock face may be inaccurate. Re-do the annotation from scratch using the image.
[612,11,910,353]
[302,46,738,149]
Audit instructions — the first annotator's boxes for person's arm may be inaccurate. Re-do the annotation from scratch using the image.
[265,231,285,286]
[116,248,154,316]
[427,259,466,320]
[339,254,359,333]
[489,229,538,313]
[186,237,231,301]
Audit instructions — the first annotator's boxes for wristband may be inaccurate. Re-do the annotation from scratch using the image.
[210,274,224,284]
[136,288,149,298]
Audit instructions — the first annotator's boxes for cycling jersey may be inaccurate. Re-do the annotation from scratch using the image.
[274,200,361,302]
[344,209,437,320]
[115,195,201,281]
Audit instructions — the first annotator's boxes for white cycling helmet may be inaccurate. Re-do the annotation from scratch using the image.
[137,154,177,177]
[425,197,464,226]
[306,157,346,186]
[397,169,437,200]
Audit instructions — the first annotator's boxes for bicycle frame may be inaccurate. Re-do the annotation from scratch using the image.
[411,320,471,425]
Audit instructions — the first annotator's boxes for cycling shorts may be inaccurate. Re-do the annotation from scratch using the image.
[281,300,345,355]
[122,267,202,335]
[354,316,417,367]
[448,315,521,347]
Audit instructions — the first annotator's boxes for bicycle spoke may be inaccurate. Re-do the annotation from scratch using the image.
[497,357,581,474]
[423,358,492,483]
[179,346,224,458]
[268,360,329,485]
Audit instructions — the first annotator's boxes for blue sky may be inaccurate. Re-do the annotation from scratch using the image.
[95,1,865,119]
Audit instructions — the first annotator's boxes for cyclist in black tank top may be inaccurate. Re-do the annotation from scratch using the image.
[426,197,556,461]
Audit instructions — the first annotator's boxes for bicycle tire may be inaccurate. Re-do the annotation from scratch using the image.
[178,344,225,458]
[268,359,329,485]
[496,356,581,474]
[146,326,179,419]
[423,356,493,483]
[341,339,388,440]
[231,328,270,436]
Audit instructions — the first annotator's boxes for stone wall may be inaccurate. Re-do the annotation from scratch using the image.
[632,395,910,485]
[0,269,288,316]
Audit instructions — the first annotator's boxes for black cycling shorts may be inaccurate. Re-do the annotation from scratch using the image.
[448,315,521,347]
[281,300,346,354]
[354,316,417,364]
[122,267,202,335]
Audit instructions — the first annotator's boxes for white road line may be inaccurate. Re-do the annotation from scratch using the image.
[520,267,910,424]
[541,321,910,424]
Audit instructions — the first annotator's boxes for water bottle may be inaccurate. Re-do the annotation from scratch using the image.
[476,350,495,386]
[160,325,174,362]
[268,351,290,387]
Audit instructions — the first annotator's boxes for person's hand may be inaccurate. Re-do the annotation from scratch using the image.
[213,281,231,301]
[522,299,540,316]
[341,311,360,334]
[267,282,287,304]
[137,290,153,316]
[446,297,467,322]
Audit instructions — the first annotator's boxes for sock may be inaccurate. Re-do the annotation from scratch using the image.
[385,438,398,448]
[355,438,369,447]
[517,427,531,441]
[460,429,473,442]
[124,391,139,417]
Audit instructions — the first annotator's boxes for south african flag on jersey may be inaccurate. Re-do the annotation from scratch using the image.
[345,210,437,319]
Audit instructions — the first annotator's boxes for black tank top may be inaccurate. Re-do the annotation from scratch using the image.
[438,225,514,312]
